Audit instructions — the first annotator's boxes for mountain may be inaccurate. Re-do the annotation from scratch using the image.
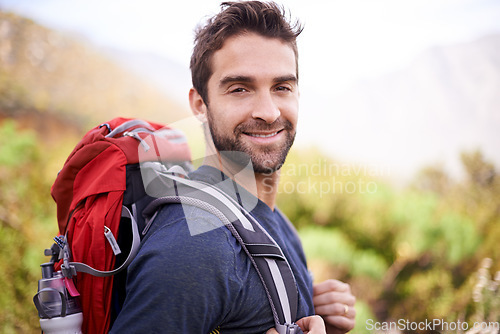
[301,34,500,180]
[102,49,192,110]
[0,10,189,134]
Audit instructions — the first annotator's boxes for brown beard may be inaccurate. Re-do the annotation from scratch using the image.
[206,111,296,174]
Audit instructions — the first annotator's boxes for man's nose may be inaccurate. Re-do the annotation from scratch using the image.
[251,92,280,124]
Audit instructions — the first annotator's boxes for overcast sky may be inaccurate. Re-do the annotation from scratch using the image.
[2,0,499,89]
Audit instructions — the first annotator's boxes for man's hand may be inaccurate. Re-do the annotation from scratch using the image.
[296,315,327,333]
[313,279,356,334]
[266,315,326,334]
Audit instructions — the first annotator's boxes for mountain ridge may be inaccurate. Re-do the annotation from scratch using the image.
[0,10,189,135]
[299,33,500,180]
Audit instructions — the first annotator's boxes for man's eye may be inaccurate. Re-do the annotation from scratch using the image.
[230,87,247,93]
[276,85,291,92]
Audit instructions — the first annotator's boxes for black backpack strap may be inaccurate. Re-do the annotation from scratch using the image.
[143,170,303,334]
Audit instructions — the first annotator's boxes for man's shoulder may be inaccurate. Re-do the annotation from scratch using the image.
[139,202,239,266]
[147,201,227,235]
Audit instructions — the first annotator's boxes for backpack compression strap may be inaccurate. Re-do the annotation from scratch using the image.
[61,206,141,278]
[142,170,303,334]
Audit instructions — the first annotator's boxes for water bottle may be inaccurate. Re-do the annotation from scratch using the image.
[33,263,83,334]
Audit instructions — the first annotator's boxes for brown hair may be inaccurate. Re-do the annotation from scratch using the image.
[190,1,303,104]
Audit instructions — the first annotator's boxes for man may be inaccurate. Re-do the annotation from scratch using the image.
[110,1,355,333]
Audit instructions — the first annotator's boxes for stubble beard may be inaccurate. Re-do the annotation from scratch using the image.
[206,110,296,174]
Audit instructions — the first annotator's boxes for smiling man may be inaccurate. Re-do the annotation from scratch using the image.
[110,2,355,333]
[190,31,299,209]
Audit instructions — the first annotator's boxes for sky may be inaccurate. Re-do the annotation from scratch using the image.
[3,0,500,89]
[2,0,500,180]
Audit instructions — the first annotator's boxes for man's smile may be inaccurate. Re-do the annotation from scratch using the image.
[244,129,283,138]
[241,129,286,145]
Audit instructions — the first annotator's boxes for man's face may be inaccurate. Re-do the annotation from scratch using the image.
[204,32,299,174]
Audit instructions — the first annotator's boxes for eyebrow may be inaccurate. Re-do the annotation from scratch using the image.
[219,74,298,88]
[219,75,253,88]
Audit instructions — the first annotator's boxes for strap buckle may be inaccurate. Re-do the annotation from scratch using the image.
[60,238,77,278]
[276,323,304,334]
[61,263,77,278]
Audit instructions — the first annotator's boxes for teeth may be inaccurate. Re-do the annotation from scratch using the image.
[250,132,278,138]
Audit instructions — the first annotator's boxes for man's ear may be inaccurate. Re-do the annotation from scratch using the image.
[189,88,208,123]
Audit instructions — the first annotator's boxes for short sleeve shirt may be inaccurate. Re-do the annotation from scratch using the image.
[110,165,314,333]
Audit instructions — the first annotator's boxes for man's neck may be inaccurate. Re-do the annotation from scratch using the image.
[254,171,280,209]
[203,152,280,210]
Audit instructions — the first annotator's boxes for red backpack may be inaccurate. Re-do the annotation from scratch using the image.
[49,118,191,333]
[35,117,303,334]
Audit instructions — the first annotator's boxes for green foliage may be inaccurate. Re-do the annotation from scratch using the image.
[2,115,498,334]
[395,267,456,320]
[278,147,499,333]
[0,120,36,165]
[353,300,377,334]
[300,227,388,280]
[391,192,480,265]
[0,120,57,333]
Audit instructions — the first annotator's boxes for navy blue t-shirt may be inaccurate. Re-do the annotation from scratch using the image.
[110,165,314,333]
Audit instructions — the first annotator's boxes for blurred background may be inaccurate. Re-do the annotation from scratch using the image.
[0,0,499,333]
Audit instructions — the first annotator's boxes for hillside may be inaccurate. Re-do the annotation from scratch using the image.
[299,34,500,180]
[0,10,189,135]
[103,48,192,110]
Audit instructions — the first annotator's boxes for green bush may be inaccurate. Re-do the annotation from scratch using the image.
[279,148,499,333]
[0,120,57,333]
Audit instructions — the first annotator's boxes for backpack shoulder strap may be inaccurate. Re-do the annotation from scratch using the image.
[143,168,303,334]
